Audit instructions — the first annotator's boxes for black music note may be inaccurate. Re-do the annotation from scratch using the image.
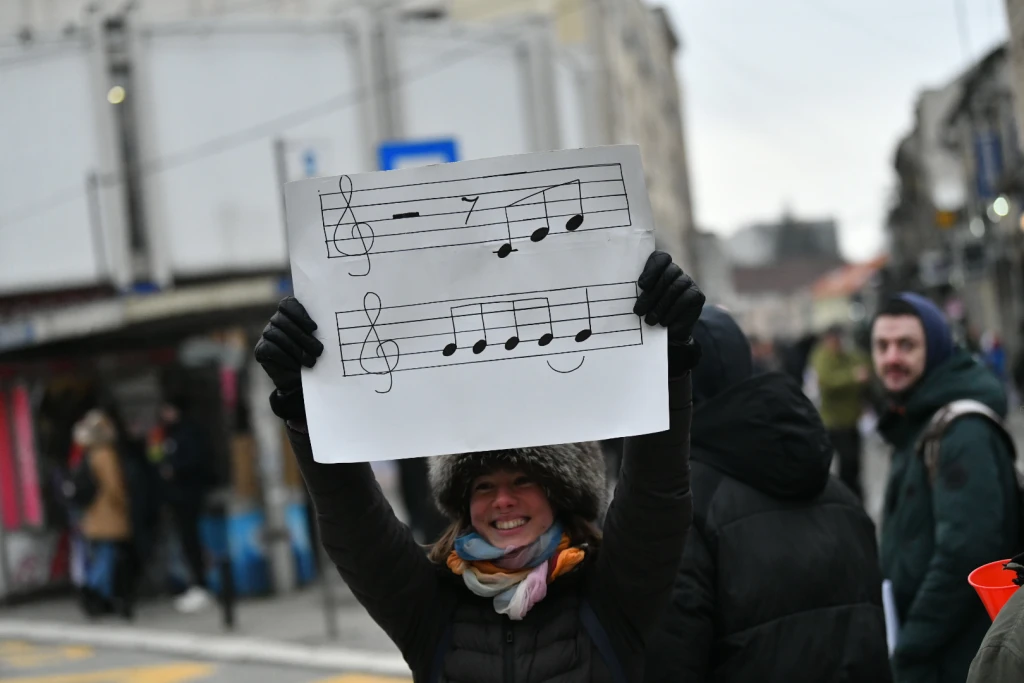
[537,299,555,346]
[505,301,520,351]
[332,175,375,276]
[495,179,585,258]
[575,289,593,343]
[359,292,400,394]
[496,207,518,259]
[442,304,489,356]
[565,179,585,232]
[462,196,479,224]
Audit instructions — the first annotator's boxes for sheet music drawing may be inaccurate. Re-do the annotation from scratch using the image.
[285,145,666,463]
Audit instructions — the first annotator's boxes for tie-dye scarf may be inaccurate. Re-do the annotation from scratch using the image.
[446,521,586,620]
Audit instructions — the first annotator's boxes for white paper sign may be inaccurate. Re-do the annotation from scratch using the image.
[284,145,667,463]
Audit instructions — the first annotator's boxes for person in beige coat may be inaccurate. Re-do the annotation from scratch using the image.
[73,409,134,618]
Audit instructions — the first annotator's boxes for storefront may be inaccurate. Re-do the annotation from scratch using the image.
[0,293,315,602]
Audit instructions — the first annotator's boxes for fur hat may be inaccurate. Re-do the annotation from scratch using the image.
[428,442,608,523]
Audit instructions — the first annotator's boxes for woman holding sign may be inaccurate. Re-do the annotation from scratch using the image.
[255,250,703,682]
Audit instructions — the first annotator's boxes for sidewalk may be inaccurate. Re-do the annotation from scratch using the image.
[0,459,418,673]
[0,580,408,674]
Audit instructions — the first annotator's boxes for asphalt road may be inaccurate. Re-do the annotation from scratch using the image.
[0,640,411,683]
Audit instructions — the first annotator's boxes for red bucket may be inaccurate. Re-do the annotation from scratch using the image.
[969,559,1020,621]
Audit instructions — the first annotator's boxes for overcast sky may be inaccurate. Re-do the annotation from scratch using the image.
[660,0,1009,261]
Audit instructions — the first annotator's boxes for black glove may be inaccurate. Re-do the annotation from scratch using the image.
[254,297,324,420]
[633,250,705,376]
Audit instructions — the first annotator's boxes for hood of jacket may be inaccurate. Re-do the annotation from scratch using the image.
[878,348,1008,448]
[689,305,833,499]
[691,372,835,499]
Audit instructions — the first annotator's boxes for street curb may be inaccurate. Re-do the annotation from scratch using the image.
[0,620,411,676]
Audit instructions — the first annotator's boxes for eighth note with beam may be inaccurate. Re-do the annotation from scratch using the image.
[335,283,638,393]
[496,179,585,258]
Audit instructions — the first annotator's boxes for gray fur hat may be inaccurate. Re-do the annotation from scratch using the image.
[428,442,608,523]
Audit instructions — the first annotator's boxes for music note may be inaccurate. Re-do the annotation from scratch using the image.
[496,207,518,259]
[442,304,489,356]
[565,179,584,232]
[505,301,520,351]
[359,292,400,393]
[331,175,375,276]
[495,179,586,258]
[575,289,593,343]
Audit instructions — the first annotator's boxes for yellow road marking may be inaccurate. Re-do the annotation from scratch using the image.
[0,641,94,669]
[1,662,214,683]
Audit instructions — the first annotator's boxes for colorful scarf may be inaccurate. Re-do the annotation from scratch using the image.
[447,521,586,620]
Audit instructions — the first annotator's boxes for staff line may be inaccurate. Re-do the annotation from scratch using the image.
[346,338,643,374]
[336,289,636,321]
[325,206,629,244]
[326,223,631,259]
[338,313,640,346]
[335,288,634,321]
[322,191,626,231]
[318,162,624,198]
[320,179,623,215]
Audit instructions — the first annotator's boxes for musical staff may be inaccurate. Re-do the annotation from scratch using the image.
[320,164,630,272]
[335,282,643,393]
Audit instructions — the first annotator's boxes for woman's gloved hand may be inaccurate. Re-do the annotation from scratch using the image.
[253,297,324,420]
[633,250,705,376]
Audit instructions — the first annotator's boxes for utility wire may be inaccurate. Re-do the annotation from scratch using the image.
[0,0,585,231]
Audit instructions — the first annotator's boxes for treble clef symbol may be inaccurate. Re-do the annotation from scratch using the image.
[332,175,375,277]
[359,292,400,394]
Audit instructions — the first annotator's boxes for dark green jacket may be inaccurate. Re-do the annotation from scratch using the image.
[879,349,1019,683]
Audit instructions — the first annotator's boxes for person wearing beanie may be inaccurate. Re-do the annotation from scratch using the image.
[872,293,1019,683]
[644,306,891,683]
[254,251,704,682]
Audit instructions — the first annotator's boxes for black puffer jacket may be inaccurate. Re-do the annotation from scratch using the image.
[644,308,891,682]
[290,374,693,682]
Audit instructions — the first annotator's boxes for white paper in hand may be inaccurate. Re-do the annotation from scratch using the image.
[284,145,667,463]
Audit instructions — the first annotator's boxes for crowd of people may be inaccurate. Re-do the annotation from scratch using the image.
[253,249,1024,682]
[65,247,1024,680]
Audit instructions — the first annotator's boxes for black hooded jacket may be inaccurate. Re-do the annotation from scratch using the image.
[644,308,891,682]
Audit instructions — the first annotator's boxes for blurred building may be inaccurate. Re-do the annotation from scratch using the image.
[810,256,887,334]
[886,41,1024,358]
[0,0,697,599]
[723,211,844,341]
[449,0,698,270]
[692,229,736,309]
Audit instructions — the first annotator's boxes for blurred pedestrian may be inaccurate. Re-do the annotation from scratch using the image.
[966,553,1024,682]
[396,456,449,544]
[72,409,135,619]
[644,306,890,683]
[811,324,870,499]
[781,332,818,385]
[254,250,704,680]
[873,293,1019,683]
[149,395,213,613]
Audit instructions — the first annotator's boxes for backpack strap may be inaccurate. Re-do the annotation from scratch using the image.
[580,599,627,683]
[915,399,1015,485]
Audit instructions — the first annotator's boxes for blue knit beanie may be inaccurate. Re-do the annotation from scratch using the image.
[895,292,954,374]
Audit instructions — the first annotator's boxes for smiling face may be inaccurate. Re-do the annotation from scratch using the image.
[872,314,927,394]
[469,469,555,549]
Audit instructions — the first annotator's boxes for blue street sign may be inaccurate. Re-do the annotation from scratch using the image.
[378,138,459,171]
[974,130,1004,201]
[303,149,318,178]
